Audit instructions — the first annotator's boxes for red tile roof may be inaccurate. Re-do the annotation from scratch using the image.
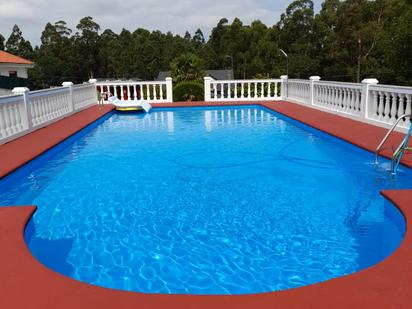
[0,50,33,65]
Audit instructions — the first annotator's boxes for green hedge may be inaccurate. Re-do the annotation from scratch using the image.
[0,76,31,90]
[173,81,204,102]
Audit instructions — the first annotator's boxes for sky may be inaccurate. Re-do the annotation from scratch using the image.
[0,0,322,46]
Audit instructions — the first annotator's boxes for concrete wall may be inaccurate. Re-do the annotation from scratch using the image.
[0,88,13,96]
[0,64,31,78]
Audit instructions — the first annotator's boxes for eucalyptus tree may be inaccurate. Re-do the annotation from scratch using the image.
[0,34,5,50]
[5,25,33,59]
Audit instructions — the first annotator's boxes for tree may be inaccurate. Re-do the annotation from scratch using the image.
[277,0,319,78]
[193,29,205,45]
[170,53,206,83]
[14,4,412,89]
[74,17,101,80]
[0,34,4,50]
[5,25,33,59]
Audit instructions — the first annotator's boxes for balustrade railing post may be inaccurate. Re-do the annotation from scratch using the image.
[204,77,212,102]
[12,87,31,130]
[165,77,173,102]
[309,76,321,105]
[88,79,98,104]
[361,78,379,120]
[62,81,74,112]
[280,75,288,100]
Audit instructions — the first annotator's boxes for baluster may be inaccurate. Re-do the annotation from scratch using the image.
[213,83,217,100]
[4,105,13,136]
[341,88,347,111]
[390,93,398,123]
[228,82,231,99]
[113,85,118,98]
[405,94,412,123]
[241,82,244,99]
[233,83,238,99]
[153,84,157,101]
[248,82,251,98]
[159,84,163,100]
[397,94,405,125]
[274,82,278,99]
[254,82,258,98]
[319,86,324,105]
[354,89,359,112]
[146,84,151,100]
[398,94,405,118]
[0,106,6,138]
[377,91,384,120]
[8,104,16,133]
[127,84,131,101]
[318,86,322,105]
[348,89,354,112]
[383,92,391,122]
[336,88,341,109]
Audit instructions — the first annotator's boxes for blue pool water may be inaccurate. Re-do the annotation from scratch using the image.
[0,106,410,295]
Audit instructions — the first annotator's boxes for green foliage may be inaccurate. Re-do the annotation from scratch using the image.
[170,53,206,83]
[5,25,33,59]
[3,0,411,90]
[0,34,4,50]
[173,81,204,102]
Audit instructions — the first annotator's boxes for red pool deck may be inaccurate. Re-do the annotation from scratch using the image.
[0,101,411,309]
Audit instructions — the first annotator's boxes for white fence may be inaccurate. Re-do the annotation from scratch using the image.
[280,77,412,132]
[287,79,310,104]
[96,78,173,103]
[204,77,283,101]
[0,81,98,145]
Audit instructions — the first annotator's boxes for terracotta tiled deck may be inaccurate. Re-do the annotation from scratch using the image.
[0,101,411,309]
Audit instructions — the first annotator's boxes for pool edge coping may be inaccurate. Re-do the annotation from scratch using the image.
[0,101,411,308]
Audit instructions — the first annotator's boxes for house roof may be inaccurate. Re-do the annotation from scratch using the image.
[0,50,33,65]
[156,69,234,81]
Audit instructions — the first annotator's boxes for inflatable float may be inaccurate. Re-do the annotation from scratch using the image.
[108,96,152,113]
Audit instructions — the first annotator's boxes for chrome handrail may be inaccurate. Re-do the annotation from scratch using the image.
[374,114,412,164]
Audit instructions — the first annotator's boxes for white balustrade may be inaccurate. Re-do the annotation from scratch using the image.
[367,84,412,130]
[0,94,27,142]
[96,77,173,103]
[283,76,412,132]
[287,79,310,103]
[313,81,363,116]
[0,80,98,145]
[73,83,98,110]
[29,87,72,128]
[205,78,281,101]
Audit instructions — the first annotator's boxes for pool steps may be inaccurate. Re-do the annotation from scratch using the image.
[375,113,412,174]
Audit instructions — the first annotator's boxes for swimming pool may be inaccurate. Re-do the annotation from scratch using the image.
[0,105,410,295]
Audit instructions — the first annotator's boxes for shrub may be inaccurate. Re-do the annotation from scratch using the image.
[170,53,206,83]
[173,81,204,102]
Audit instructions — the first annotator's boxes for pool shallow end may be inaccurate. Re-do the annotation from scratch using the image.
[0,189,411,309]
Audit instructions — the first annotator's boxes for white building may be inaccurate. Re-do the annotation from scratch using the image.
[0,50,34,96]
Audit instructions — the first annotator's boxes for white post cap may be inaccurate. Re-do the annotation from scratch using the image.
[280,75,288,80]
[165,77,173,81]
[89,79,97,83]
[62,82,74,87]
[12,87,30,94]
[309,76,321,81]
[361,78,379,84]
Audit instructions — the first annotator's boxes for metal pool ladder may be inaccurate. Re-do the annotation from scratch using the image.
[375,114,412,174]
